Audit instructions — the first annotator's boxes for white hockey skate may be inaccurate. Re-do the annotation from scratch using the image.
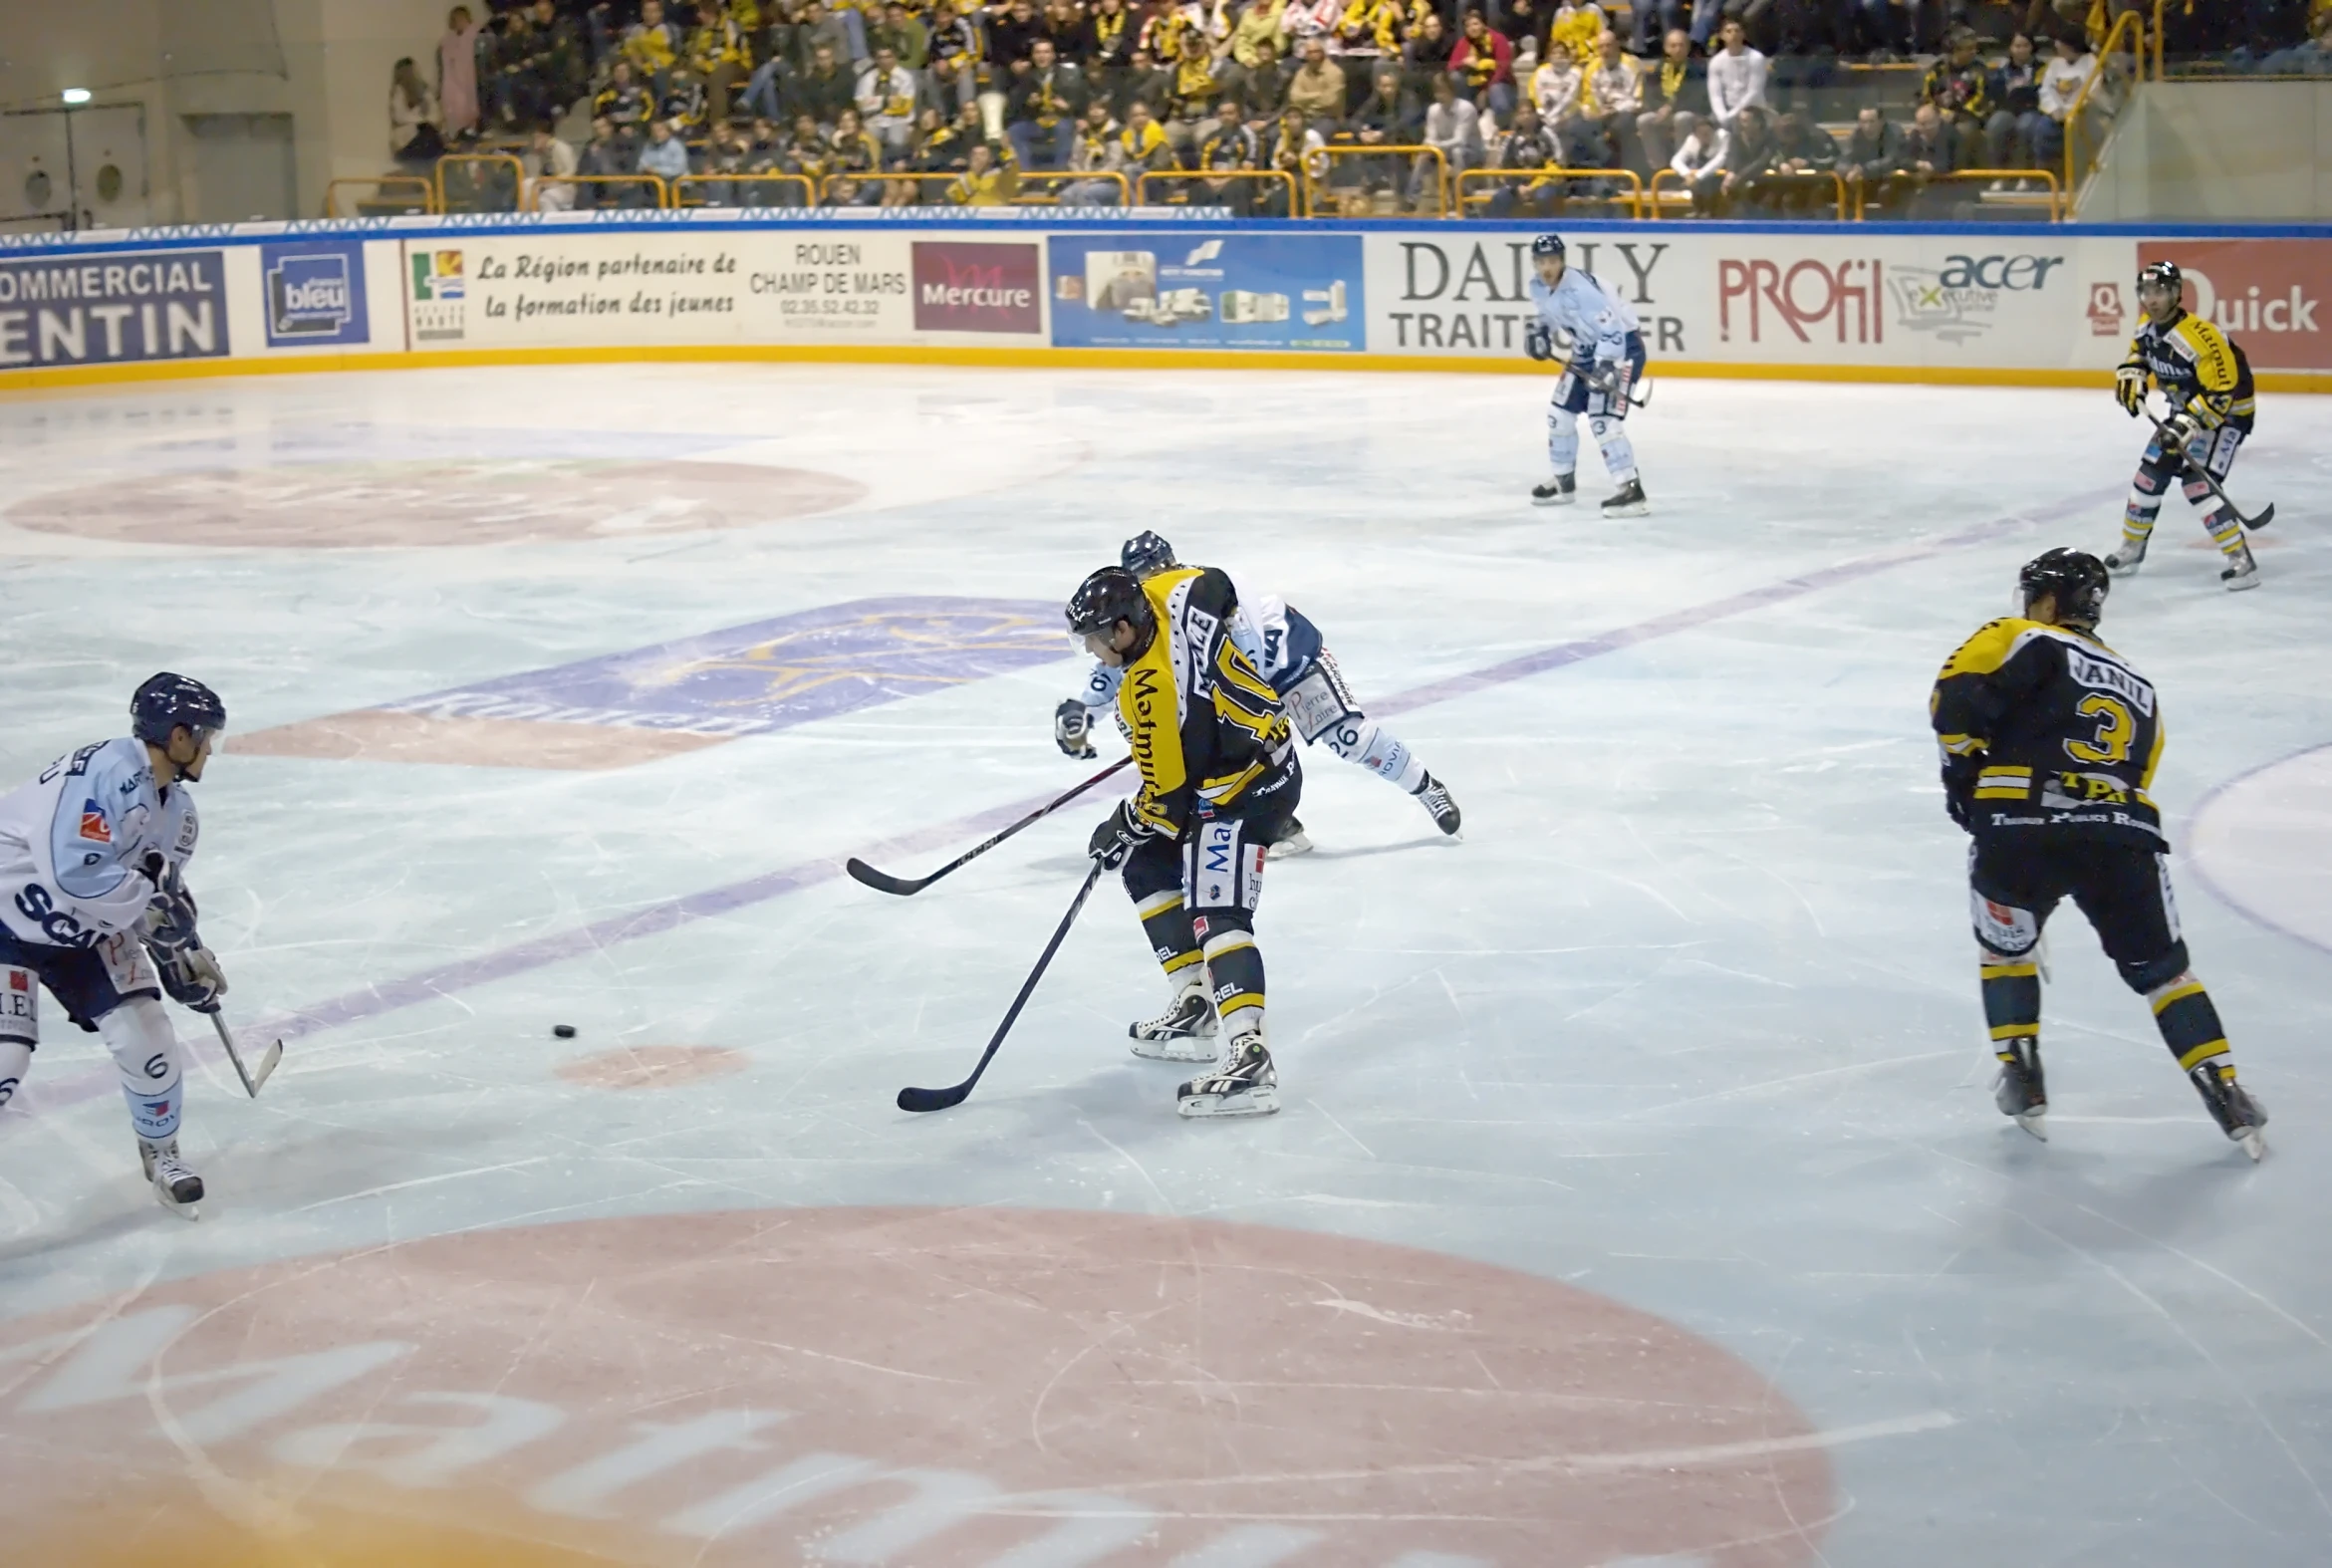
[1993,1038,2047,1143]
[1600,478,1650,518]
[1530,473,1577,507]
[139,1136,204,1219]
[1413,773,1461,838]
[1176,1033,1279,1118]
[1131,973,1219,1062]
[2220,541,2260,592]
[1266,815,1314,860]
[2104,535,2148,577]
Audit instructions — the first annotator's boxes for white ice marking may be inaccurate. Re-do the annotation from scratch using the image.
[1313,1297,1473,1333]
[811,1466,1000,1562]
[1166,1524,1326,1565]
[527,1409,789,1517]
[271,1390,566,1486]
[661,1450,878,1538]
[978,1489,1157,1567]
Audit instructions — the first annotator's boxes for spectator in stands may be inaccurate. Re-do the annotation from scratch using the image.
[1669,108,1730,213]
[1089,0,1138,77]
[1284,0,1344,60]
[690,118,745,204]
[871,1,929,68]
[1485,102,1562,215]
[923,1,978,78]
[1901,99,1956,212]
[1582,31,1640,170]
[1289,36,1350,123]
[577,115,630,206]
[598,59,654,131]
[921,54,974,117]
[1497,0,1548,72]
[1769,106,1840,210]
[1530,39,1588,155]
[527,122,581,210]
[1117,97,1173,181]
[1334,64,1417,203]
[743,117,798,204]
[639,117,691,190]
[1705,18,1769,130]
[390,57,447,167]
[1195,99,1262,211]
[625,0,687,82]
[1007,38,1087,168]
[1046,0,1099,65]
[1165,32,1227,157]
[1060,99,1128,203]
[1115,46,1175,119]
[2258,8,2332,73]
[1452,11,1519,122]
[660,64,710,134]
[833,105,886,173]
[861,44,921,157]
[1635,27,1705,173]
[785,111,832,188]
[789,0,856,71]
[1838,101,1905,206]
[1548,0,1607,65]
[1406,12,1457,80]
[1261,105,1326,215]
[438,6,484,141]
[1420,71,1481,208]
[1241,38,1292,117]
[796,41,859,129]
[2034,31,2096,167]
[1333,0,1405,92]
[1919,26,1995,170]
[686,1,751,122]
[948,138,1020,202]
[1712,102,1780,212]
[990,0,1051,75]
[1988,31,2043,173]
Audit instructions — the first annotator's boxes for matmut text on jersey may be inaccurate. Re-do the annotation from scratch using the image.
[1116,566,1295,839]
[1930,618,2168,847]
[2124,308,2256,433]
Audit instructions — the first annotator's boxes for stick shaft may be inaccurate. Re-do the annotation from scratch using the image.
[851,755,1132,896]
[2149,406,2271,528]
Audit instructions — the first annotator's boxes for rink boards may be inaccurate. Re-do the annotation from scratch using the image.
[0,211,2325,391]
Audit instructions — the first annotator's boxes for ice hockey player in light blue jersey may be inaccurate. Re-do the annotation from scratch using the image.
[1055,532,1460,859]
[0,673,233,1217]
[1524,232,1651,518]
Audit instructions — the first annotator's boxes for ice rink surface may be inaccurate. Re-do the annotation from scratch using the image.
[0,363,2327,1567]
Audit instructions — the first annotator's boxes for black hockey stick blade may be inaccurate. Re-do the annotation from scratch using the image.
[898,860,1107,1113]
[848,755,1133,898]
[210,1010,283,1099]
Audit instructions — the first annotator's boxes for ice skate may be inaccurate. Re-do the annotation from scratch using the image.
[1413,773,1461,838]
[1600,477,1649,518]
[1530,473,1577,508]
[1131,972,1219,1061]
[2220,541,2259,592]
[139,1136,203,1218]
[2104,535,2148,577]
[1266,815,1313,859]
[1993,1037,2047,1142]
[1176,1033,1279,1118]
[2190,1062,2267,1160]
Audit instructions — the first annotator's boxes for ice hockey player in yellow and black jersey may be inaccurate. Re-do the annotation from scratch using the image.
[2109,259,2260,590]
[1930,547,2265,1158]
[1067,563,1301,1118]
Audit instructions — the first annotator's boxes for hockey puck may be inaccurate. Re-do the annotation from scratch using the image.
[553,1024,577,1039]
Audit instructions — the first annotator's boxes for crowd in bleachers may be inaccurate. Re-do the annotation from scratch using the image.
[379,0,2331,219]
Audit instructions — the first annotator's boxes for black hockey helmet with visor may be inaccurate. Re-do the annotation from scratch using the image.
[1120,531,1178,579]
[130,672,227,748]
[1066,566,1155,654]
[2137,260,2183,318]
[2017,548,2109,628]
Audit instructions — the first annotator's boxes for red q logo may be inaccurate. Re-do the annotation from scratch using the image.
[1718,258,1886,345]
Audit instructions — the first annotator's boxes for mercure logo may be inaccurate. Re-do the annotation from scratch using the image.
[909,242,1041,334]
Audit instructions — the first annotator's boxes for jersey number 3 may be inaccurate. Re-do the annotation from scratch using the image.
[2064,693,2135,766]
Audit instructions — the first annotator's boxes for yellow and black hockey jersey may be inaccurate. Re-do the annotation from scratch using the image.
[2123,307,2255,434]
[1118,565,1294,839]
[1931,617,2167,847]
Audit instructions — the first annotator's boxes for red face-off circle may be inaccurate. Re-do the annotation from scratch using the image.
[3,460,866,547]
[0,1207,1833,1566]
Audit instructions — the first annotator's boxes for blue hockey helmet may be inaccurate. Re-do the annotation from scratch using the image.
[130,672,226,747]
[1120,530,1177,579]
[1531,233,1566,260]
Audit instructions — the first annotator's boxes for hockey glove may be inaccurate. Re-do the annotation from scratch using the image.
[2114,365,2148,417]
[1054,698,1098,759]
[1088,800,1154,871]
[2162,409,2203,455]
[1941,753,1981,832]
[138,865,201,952]
[1583,360,1626,396]
[1523,323,1555,363]
[151,942,228,1014]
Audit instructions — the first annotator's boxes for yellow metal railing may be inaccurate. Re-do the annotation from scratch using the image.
[1137,168,1299,210]
[1456,167,1648,219]
[2064,7,2145,204]
[672,172,815,207]
[524,172,672,210]
[1306,144,1452,217]
[433,152,529,214]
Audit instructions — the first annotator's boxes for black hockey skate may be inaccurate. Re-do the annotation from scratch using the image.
[1131,975,1219,1062]
[2189,1061,2267,1161]
[1600,478,1650,519]
[1530,473,1577,508]
[139,1136,204,1218]
[2104,535,2148,577]
[1177,1033,1279,1118]
[1993,1037,2047,1142]
[1413,773,1461,838]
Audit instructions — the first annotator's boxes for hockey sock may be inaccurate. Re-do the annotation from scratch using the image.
[1545,404,1579,477]
[2147,972,2233,1076]
[99,996,182,1143]
[0,1038,29,1111]
[1137,889,1203,981]
[1324,719,1426,793]
[1199,922,1265,1040]
[1588,414,1639,485]
[1980,957,2041,1065]
[2195,494,2247,562]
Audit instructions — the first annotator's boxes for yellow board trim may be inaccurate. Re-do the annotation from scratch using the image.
[2151,980,2206,1015]
[2177,1039,2230,1070]
[2,344,2327,397]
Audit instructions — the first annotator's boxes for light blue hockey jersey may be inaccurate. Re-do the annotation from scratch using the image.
[0,737,195,949]
[1529,267,1641,366]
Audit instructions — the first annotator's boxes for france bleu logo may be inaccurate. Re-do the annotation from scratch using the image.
[260,241,371,347]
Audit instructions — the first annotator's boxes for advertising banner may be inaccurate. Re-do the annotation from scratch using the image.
[0,249,229,368]
[2137,238,2331,371]
[1048,232,1363,351]
[260,238,370,348]
[1366,232,1686,359]
[911,240,1044,334]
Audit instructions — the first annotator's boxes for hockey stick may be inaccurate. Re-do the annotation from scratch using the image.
[209,1010,282,1098]
[898,860,1106,1114]
[2147,405,2273,531]
[847,755,1132,897]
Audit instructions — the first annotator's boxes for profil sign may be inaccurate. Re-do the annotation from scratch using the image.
[2141,239,2330,372]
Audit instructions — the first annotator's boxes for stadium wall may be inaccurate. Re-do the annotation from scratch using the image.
[0,213,2324,394]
